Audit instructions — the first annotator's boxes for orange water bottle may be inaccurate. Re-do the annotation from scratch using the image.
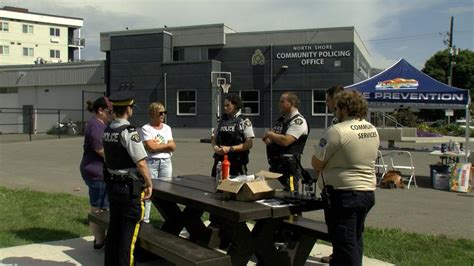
[222,155,231,180]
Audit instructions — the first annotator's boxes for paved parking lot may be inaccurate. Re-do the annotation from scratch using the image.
[1,133,473,239]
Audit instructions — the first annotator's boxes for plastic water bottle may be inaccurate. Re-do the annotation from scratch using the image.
[216,161,222,185]
[222,155,231,180]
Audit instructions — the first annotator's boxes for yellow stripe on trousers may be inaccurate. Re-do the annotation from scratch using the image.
[129,191,145,266]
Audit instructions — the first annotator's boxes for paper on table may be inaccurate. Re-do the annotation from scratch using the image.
[256,198,294,208]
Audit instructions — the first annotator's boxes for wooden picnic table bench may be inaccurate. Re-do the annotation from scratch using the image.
[282,216,330,242]
[88,211,231,266]
[281,216,331,266]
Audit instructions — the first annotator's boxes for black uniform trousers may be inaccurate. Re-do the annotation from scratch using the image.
[269,158,300,192]
[325,190,375,266]
[104,179,144,266]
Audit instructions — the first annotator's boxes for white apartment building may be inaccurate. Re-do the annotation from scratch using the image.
[0,6,84,65]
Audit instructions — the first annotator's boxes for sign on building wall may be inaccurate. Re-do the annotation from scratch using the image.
[275,44,351,66]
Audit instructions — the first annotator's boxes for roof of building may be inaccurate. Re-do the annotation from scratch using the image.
[0,6,83,27]
[0,60,105,87]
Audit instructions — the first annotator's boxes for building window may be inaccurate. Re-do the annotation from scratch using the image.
[239,90,260,115]
[22,24,34,34]
[208,48,220,60]
[23,47,34,57]
[0,22,8,31]
[177,90,196,115]
[173,48,184,61]
[50,27,60,36]
[312,89,328,116]
[0,87,18,94]
[0,45,9,55]
[50,50,60,58]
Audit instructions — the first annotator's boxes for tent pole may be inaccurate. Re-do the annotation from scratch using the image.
[465,102,471,162]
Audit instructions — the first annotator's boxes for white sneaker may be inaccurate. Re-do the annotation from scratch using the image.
[143,218,150,223]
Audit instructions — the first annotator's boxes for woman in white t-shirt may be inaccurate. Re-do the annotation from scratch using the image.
[140,102,176,223]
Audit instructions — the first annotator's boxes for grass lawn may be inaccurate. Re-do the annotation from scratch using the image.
[1,186,473,265]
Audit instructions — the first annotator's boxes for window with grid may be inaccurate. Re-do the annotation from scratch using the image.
[23,47,34,57]
[177,90,196,115]
[239,90,260,115]
[22,24,33,34]
[50,50,60,58]
[312,89,328,116]
[0,22,8,31]
[0,45,9,55]
[50,27,60,36]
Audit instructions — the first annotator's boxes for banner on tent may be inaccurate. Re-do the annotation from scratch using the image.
[362,91,466,105]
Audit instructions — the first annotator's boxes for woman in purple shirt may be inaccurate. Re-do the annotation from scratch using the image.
[80,96,112,249]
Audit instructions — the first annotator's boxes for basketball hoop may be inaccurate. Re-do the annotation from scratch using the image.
[220,83,231,93]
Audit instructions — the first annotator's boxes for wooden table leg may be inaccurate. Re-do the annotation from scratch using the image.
[224,222,255,266]
[151,197,218,247]
[252,219,288,265]
[151,197,184,235]
[287,234,317,266]
[253,220,318,266]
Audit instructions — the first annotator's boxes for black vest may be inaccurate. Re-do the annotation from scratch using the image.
[103,125,136,170]
[266,113,309,160]
[215,114,249,164]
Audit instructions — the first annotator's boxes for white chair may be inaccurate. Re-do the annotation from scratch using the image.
[375,150,389,186]
[390,151,417,189]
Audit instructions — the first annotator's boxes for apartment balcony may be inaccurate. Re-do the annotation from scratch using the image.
[68,38,85,47]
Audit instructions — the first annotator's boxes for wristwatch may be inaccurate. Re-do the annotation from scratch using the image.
[229,146,234,153]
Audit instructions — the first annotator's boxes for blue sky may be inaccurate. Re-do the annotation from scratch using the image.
[4,0,473,69]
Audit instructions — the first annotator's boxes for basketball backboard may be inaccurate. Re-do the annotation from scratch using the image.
[211,71,231,93]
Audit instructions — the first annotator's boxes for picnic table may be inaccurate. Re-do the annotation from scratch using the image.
[151,175,327,266]
[90,175,328,266]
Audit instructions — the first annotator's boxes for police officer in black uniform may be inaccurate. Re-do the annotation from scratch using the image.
[211,94,255,177]
[102,91,153,266]
[263,91,309,191]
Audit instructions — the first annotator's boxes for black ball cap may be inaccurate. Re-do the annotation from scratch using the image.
[108,91,136,107]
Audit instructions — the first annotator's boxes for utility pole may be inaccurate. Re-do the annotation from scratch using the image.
[447,16,454,86]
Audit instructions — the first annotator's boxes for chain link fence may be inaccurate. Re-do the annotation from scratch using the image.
[0,107,94,141]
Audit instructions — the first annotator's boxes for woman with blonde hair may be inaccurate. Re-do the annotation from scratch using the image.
[140,102,176,223]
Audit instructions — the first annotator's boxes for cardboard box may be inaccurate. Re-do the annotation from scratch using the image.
[217,171,284,201]
[255,170,282,179]
[217,179,284,201]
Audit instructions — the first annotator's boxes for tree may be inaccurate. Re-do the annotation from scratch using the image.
[422,49,474,120]
[423,48,474,95]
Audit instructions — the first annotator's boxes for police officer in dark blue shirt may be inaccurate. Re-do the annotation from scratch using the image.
[102,91,153,266]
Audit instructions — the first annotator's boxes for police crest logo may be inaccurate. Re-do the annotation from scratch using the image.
[130,133,141,143]
[319,138,327,148]
[251,49,265,66]
[294,118,303,125]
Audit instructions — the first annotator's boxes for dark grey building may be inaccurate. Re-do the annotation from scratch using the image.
[100,24,371,130]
